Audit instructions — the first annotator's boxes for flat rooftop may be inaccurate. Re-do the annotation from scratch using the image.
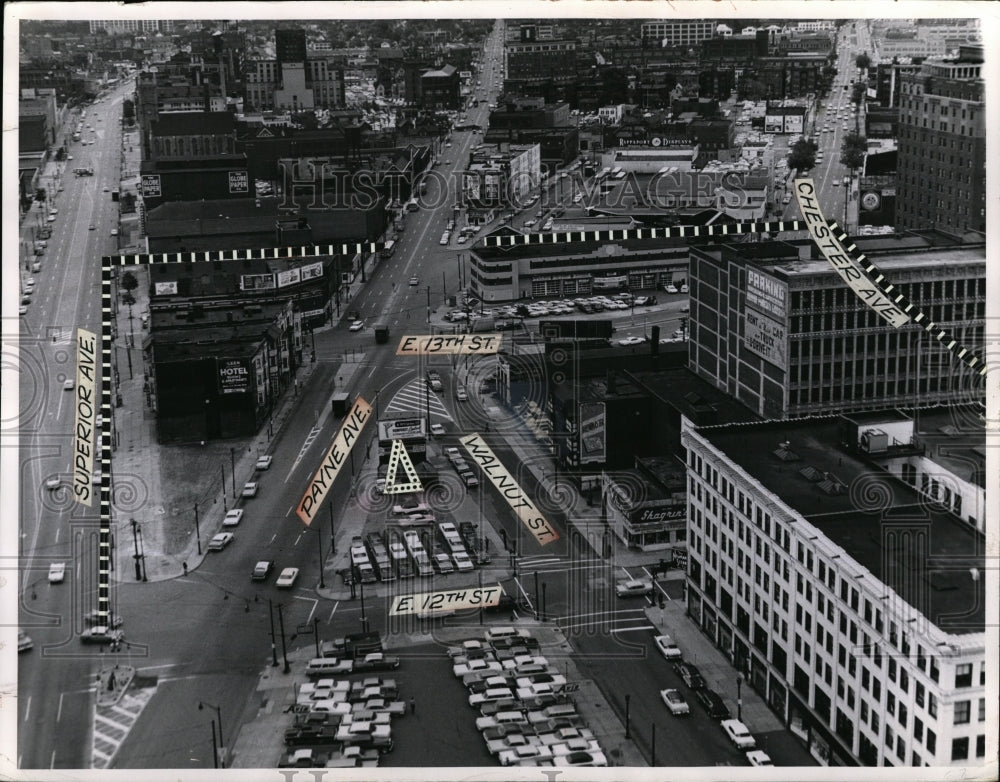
[700,417,985,633]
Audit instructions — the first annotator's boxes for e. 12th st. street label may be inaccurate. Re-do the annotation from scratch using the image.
[396,334,502,355]
[390,586,504,616]
[460,433,559,545]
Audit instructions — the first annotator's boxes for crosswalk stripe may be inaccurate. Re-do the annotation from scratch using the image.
[609,625,657,633]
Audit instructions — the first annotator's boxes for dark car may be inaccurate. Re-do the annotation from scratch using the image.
[672,661,706,690]
[284,727,340,746]
[695,689,731,720]
[351,653,400,673]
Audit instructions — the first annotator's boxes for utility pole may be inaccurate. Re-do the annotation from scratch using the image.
[426,285,431,323]
[329,503,336,555]
[129,518,141,581]
[268,598,278,667]
[277,603,290,673]
[317,526,326,588]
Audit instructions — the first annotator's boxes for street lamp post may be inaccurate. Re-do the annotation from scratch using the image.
[267,598,278,667]
[198,701,224,768]
[129,518,141,581]
[360,581,369,633]
[317,527,326,589]
[737,673,744,721]
[194,503,201,555]
[208,717,219,769]
[277,603,290,673]
[230,447,236,499]
[329,503,336,555]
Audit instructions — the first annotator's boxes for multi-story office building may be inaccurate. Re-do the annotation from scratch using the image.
[681,408,986,766]
[470,233,688,302]
[89,19,174,34]
[640,20,719,48]
[688,235,985,420]
[245,27,345,112]
[896,45,985,235]
[503,23,577,100]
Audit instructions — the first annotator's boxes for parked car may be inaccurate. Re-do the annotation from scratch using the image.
[695,689,731,720]
[409,276,419,286]
[352,653,400,673]
[722,719,756,749]
[255,455,273,470]
[746,749,773,766]
[660,688,690,715]
[430,423,446,436]
[223,509,244,527]
[653,634,682,659]
[552,750,607,766]
[241,482,259,498]
[48,563,66,583]
[276,567,300,588]
[672,661,706,689]
[617,336,644,347]
[208,532,234,551]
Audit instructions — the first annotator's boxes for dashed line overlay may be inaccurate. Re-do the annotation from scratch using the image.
[828,221,987,377]
[96,210,987,609]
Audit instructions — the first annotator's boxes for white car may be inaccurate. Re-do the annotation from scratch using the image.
[615,579,653,598]
[747,750,773,766]
[208,532,234,551]
[255,455,273,470]
[455,387,468,401]
[349,320,364,332]
[653,634,682,659]
[45,476,61,490]
[617,336,644,347]
[110,229,118,236]
[223,509,244,527]
[409,276,419,286]
[276,567,300,588]
[665,283,678,294]
[48,563,66,583]
[721,719,756,749]
[241,482,259,498]
[660,688,690,715]
[452,551,474,572]
[453,658,502,677]
[430,423,446,436]
[499,745,553,766]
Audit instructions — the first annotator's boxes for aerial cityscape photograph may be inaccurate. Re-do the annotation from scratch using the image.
[5,2,996,777]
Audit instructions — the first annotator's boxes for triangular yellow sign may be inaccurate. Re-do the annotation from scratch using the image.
[383,439,422,494]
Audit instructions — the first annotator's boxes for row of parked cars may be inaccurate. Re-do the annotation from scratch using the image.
[652,637,773,767]
[205,454,273,552]
[280,636,403,768]
[451,627,606,767]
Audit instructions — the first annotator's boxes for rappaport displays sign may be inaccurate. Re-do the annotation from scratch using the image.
[217,357,251,394]
[578,402,606,465]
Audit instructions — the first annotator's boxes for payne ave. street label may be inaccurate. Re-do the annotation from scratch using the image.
[389,586,504,616]
[396,334,502,355]
[460,433,558,545]
[297,396,372,524]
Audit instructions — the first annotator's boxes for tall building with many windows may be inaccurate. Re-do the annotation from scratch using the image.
[681,408,986,767]
[245,27,345,111]
[688,235,985,420]
[90,19,174,34]
[640,20,719,47]
[896,45,985,235]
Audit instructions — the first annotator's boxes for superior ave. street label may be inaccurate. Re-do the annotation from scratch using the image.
[389,586,504,616]
[296,396,372,524]
[396,334,502,355]
[73,328,98,506]
[459,433,559,545]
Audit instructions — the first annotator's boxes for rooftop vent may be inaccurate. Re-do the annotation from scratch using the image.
[799,465,823,482]
[773,444,800,461]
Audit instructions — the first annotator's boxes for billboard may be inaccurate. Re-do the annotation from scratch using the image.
[578,402,606,465]
[743,309,788,370]
[378,417,427,442]
[218,357,251,394]
[141,174,161,197]
[154,281,178,296]
[240,273,276,291]
[228,170,249,193]
[745,269,787,319]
